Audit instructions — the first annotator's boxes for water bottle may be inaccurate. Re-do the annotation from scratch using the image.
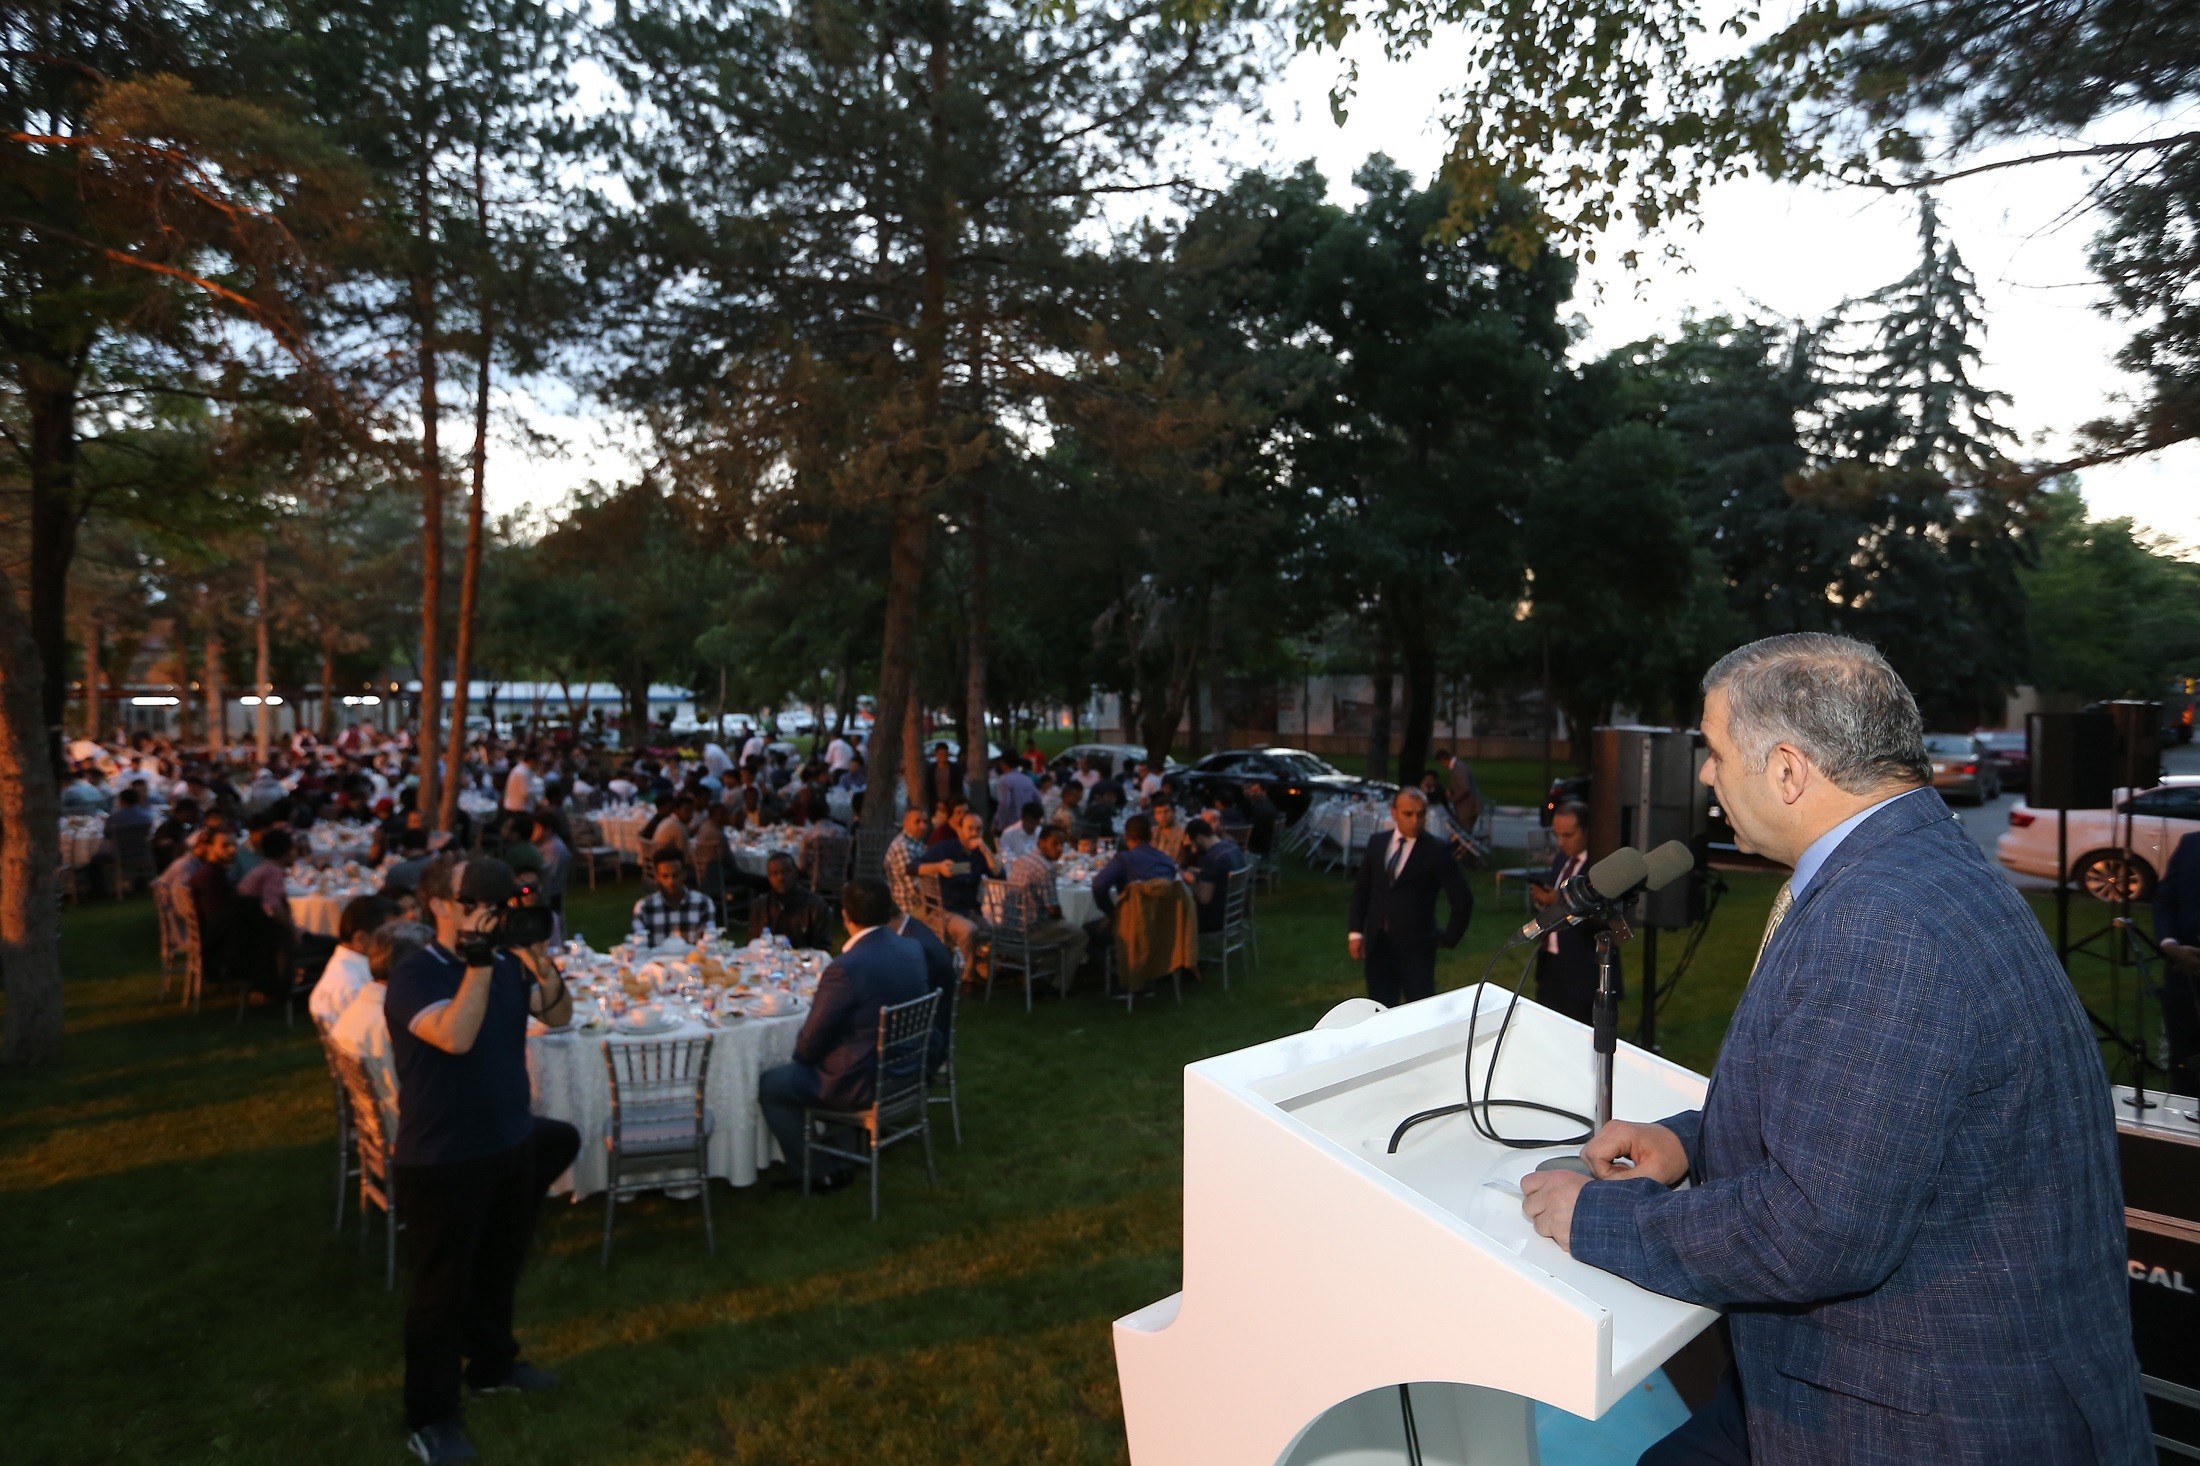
[759,926,773,950]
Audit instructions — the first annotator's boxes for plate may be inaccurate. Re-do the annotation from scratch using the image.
[612,1013,681,1035]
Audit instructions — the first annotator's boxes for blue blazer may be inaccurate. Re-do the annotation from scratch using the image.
[792,927,928,1111]
[2153,830,2200,947]
[1571,789,2148,1464]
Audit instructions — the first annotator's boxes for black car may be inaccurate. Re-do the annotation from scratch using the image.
[1175,746,1397,822]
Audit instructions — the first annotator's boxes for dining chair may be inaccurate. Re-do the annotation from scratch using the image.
[802,990,941,1221]
[600,1034,716,1267]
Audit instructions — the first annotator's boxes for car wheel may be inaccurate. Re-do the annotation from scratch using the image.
[2073,850,2156,903]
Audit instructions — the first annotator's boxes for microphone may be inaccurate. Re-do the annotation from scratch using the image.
[1516,847,1647,944]
[1512,840,1697,945]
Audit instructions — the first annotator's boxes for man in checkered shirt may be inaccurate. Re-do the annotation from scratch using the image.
[631,849,716,946]
[1005,824,1089,977]
[883,806,930,916]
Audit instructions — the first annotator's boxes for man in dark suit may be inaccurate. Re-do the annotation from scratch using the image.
[2152,829,2200,1095]
[1522,633,2148,1466]
[756,878,928,1194]
[1530,800,1617,1023]
[890,908,958,1077]
[1347,788,1473,1005]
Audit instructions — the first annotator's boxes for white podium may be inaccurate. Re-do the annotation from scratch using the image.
[1113,984,1717,1466]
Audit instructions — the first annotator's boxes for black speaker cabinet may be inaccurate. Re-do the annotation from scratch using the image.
[2098,700,2164,791]
[2029,711,2117,811]
[1589,726,1710,930]
[2117,1097,2200,1460]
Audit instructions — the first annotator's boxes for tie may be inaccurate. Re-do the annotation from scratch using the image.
[1387,837,1407,883]
[1752,880,1794,977]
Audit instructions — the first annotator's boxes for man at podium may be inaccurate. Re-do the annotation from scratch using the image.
[1519,634,2148,1465]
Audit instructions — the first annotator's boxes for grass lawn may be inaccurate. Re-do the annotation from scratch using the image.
[0,851,2148,1464]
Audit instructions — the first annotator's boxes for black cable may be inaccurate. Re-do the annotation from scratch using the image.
[1386,934,1595,1154]
[1398,1383,1425,1466]
[1652,870,1726,1018]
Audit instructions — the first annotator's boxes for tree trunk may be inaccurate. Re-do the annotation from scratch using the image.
[963,484,992,823]
[27,382,80,776]
[83,616,101,740]
[865,508,933,831]
[830,665,849,739]
[0,560,65,1066]
[203,617,225,761]
[1368,629,1394,782]
[253,553,272,766]
[1206,594,1227,757]
[414,150,446,830]
[439,236,492,835]
[319,634,336,741]
[624,679,649,748]
[1395,592,1437,788]
[900,665,924,818]
[173,616,193,748]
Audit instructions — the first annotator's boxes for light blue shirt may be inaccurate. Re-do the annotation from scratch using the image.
[1789,786,1930,899]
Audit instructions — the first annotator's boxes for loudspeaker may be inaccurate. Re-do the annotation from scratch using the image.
[2096,700,2163,791]
[1589,726,1710,930]
[2028,712,2116,811]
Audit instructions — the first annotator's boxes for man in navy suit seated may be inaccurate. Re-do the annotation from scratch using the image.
[757,878,927,1195]
[1522,632,2148,1466]
[2152,829,2200,1095]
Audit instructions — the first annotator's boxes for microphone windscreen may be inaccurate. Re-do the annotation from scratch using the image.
[1585,846,1647,898]
[1643,841,1695,891]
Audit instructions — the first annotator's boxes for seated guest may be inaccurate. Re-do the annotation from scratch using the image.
[690,802,730,917]
[999,800,1045,863]
[643,794,691,862]
[883,807,932,917]
[756,878,928,1193]
[310,894,398,1028]
[754,852,834,950]
[921,809,1000,920]
[1086,815,1176,934]
[233,826,301,997]
[1050,781,1083,836]
[381,827,436,896]
[1182,818,1248,933]
[330,918,433,1099]
[1006,824,1091,977]
[1075,783,1122,841]
[152,796,201,874]
[1148,800,1187,862]
[184,829,240,980]
[889,904,957,1076]
[631,849,717,946]
[61,764,111,813]
[104,785,157,891]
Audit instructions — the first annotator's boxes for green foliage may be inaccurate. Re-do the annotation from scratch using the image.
[2023,481,2200,702]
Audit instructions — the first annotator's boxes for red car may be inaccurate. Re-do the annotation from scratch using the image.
[1973,728,2029,794]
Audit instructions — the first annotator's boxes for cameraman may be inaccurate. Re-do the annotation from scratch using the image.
[386,856,578,1465]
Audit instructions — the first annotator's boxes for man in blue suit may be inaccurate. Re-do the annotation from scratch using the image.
[2151,830,2200,1096]
[1521,633,2148,1465]
[757,877,927,1195]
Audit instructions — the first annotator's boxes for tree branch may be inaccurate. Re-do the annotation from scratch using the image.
[1874,132,2200,191]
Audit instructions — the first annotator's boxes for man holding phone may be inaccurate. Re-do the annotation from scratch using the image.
[385,856,579,1465]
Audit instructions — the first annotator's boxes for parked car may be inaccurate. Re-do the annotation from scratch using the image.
[1995,776,2200,901]
[1542,774,1591,827]
[1052,742,1161,781]
[1972,728,2029,793]
[1924,732,2000,805]
[1176,746,1396,822]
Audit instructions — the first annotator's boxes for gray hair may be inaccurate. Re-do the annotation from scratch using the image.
[1703,633,1930,793]
[364,921,433,983]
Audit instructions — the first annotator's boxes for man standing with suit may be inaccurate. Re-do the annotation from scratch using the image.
[1530,801,1614,1024]
[1347,788,1473,1005]
[757,878,928,1195]
[2152,829,2200,1095]
[1521,633,2147,1465]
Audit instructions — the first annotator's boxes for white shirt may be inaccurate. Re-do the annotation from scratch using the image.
[329,981,395,1102]
[826,737,854,771]
[1076,769,1101,791]
[1000,823,1040,862]
[503,761,534,812]
[842,921,877,954]
[741,734,765,763]
[1140,772,1162,799]
[311,944,375,1029]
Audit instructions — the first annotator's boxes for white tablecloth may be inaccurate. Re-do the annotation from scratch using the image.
[289,886,377,937]
[1057,879,1099,929]
[60,817,106,868]
[595,806,651,858]
[529,1013,808,1197]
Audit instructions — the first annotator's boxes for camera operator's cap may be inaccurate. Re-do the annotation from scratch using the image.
[457,857,520,906]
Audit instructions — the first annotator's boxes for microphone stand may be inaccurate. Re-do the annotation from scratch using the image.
[1591,913,1632,1131]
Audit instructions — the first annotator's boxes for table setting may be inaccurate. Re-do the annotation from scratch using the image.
[59,815,106,869]
[305,822,376,865]
[529,931,827,1196]
[285,859,385,936]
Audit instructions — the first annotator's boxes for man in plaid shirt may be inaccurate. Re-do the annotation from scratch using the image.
[1005,825,1088,977]
[631,849,717,946]
[883,806,930,916]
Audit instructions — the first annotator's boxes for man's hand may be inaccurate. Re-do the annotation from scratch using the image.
[1581,1119,1690,1185]
[1348,933,1364,961]
[2165,941,2200,975]
[1528,882,1557,909]
[1520,1169,1588,1251]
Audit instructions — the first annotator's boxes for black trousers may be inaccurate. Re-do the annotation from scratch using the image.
[1535,947,1621,1025]
[1640,1365,1751,1465]
[395,1118,579,1430]
[1364,933,1437,1006]
[2161,960,2200,1097]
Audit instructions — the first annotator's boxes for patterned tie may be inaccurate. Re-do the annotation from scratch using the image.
[1387,837,1407,883]
[1752,879,1794,978]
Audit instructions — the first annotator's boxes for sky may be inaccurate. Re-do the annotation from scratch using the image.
[487,28,2195,553]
